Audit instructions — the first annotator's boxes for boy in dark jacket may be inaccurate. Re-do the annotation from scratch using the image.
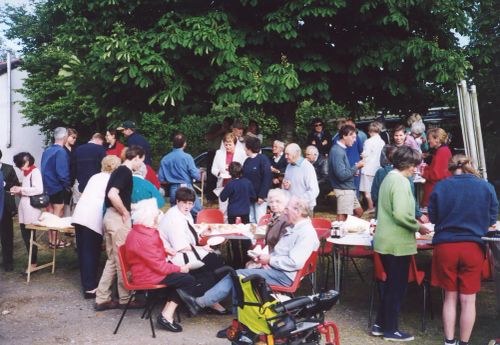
[220,162,256,224]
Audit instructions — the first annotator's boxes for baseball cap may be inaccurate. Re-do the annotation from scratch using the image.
[117,120,136,131]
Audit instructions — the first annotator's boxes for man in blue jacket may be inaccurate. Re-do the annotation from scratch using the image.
[41,127,71,247]
[72,133,106,193]
[158,133,201,218]
[117,120,152,165]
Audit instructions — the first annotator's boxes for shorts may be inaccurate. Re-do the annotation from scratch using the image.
[431,242,485,294]
[359,174,374,193]
[49,190,66,205]
[334,189,361,215]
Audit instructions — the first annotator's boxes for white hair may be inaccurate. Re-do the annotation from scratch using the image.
[133,162,148,178]
[305,145,319,157]
[273,140,285,149]
[411,120,426,135]
[267,188,289,206]
[54,127,68,140]
[288,196,312,218]
[285,143,302,156]
[131,198,159,228]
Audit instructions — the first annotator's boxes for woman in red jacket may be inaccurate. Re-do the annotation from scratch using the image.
[125,198,194,333]
[421,128,452,207]
[105,129,125,158]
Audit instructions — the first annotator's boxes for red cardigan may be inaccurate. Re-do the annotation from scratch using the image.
[125,224,180,284]
[106,140,125,158]
[145,164,161,189]
[422,145,452,206]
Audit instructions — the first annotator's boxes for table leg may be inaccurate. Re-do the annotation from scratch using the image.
[27,230,34,283]
[51,233,57,274]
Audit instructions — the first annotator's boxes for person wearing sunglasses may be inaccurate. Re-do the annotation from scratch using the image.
[306,118,332,156]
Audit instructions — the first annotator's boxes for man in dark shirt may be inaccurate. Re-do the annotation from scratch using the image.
[95,145,145,311]
[117,120,152,165]
[0,150,20,271]
[72,133,106,193]
[269,140,287,188]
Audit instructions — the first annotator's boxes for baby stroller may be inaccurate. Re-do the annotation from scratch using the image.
[215,266,341,345]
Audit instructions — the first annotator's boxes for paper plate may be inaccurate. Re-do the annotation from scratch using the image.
[207,236,225,246]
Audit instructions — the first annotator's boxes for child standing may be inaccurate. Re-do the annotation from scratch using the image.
[220,161,256,224]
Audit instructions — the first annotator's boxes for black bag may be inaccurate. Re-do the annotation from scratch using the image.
[29,175,49,209]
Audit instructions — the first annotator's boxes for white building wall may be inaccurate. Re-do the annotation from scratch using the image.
[0,67,45,179]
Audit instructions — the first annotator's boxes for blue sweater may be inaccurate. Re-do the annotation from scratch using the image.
[127,132,152,165]
[429,174,499,245]
[41,144,71,195]
[73,142,106,192]
[242,154,272,200]
[220,178,256,217]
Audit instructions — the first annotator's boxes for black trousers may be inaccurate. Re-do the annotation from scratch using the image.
[75,224,103,292]
[20,223,37,265]
[0,211,14,266]
[159,272,196,304]
[375,254,411,333]
[226,215,251,268]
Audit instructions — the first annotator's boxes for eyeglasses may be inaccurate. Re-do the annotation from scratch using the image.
[314,123,323,127]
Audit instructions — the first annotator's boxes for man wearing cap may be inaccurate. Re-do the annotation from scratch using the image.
[117,120,152,165]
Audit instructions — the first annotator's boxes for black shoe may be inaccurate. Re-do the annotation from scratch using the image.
[216,326,231,339]
[176,289,201,316]
[157,314,183,332]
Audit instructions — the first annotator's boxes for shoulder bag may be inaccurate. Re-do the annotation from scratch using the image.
[29,174,50,208]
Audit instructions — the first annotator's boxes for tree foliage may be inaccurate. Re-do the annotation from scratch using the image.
[1,0,473,154]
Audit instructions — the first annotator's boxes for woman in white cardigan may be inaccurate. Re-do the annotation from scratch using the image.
[360,122,386,213]
[71,155,121,299]
[211,132,247,220]
[10,152,44,273]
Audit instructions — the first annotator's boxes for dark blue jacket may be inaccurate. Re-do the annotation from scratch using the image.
[41,144,70,195]
[430,174,499,245]
[242,154,272,200]
[220,178,256,217]
[73,142,106,192]
[126,132,152,165]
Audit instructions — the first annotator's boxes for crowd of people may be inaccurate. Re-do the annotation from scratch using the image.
[0,115,498,345]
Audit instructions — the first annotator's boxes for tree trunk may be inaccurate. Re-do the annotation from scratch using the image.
[264,102,298,142]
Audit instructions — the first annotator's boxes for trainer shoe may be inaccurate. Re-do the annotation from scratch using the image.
[383,330,414,342]
[371,324,383,336]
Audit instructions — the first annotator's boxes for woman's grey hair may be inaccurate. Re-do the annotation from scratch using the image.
[267,188,289,206]
[289,196,312,218]
[133,162,148,177]
[305,145,319,157]
[410,120,426,136]
[54,127,68,140]
[131,198,159,228]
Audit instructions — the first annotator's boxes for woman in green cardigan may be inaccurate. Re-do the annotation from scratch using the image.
[372,146,430,342]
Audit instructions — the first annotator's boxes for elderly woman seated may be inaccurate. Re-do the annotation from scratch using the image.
[158,187,228,314]
[125,198,194,333]
[265,188,290,251]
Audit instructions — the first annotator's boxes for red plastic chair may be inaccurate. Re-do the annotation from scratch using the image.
[196,208,224,224]
[369,253,432,331]
[270,251,318,295]
[482,248,493,280]
[114,245,167,338]
[311,218,333,289]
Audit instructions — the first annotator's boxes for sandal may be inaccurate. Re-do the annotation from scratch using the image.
[57,240,71,248]
[49,242,56,249]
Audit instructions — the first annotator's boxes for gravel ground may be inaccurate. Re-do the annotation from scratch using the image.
[1,215,499,345]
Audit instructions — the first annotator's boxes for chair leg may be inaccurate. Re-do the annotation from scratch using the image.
[324,257,332,291]
[149,306,156,338]
[421,284,427,332]
[114,292,135,335]
[368,281,376,328]
[428,283,434,320]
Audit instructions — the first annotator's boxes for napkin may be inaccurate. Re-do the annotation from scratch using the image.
[247,244,269,258]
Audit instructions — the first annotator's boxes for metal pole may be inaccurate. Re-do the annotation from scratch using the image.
[7,52,12,148]
[456,83,470,157]
[459,80,479,168]
[470,85,488,180]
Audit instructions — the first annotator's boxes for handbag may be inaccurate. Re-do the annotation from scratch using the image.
[29,174,50,208]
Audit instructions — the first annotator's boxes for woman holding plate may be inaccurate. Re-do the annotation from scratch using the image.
[158,187,228,314]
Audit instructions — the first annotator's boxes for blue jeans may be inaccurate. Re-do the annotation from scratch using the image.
[196,268,292,314]
[169,183,202,218]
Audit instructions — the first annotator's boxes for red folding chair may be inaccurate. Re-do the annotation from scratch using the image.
[258,213,272,226]
[270,251,318,295]
[368,253,432,331]
[114,245,167,338]
[311,218,333,289]
[196,208,224,224]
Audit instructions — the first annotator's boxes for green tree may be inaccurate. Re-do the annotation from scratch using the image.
[2,0,472,147]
